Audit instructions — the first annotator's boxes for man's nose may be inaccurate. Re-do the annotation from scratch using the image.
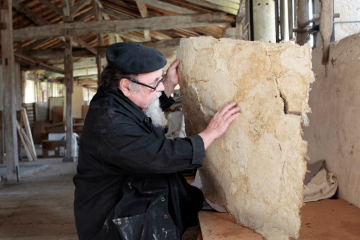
[156,81,165,92]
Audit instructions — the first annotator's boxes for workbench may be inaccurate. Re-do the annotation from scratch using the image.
[198,199,360,240]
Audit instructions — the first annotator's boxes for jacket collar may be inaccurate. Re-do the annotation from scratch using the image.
[100,86,148,123]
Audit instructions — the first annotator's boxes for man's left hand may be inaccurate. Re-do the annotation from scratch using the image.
[163,59,180,97]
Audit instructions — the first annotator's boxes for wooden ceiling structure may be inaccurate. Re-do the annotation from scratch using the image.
[10,0,243,87]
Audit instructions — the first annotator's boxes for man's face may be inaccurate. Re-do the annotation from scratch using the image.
[125,69,165,110]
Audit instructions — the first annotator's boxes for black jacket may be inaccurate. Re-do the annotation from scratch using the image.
[73,86,206,240]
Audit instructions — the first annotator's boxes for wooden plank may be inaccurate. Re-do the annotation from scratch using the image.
[73,35,97,55]
[21,108,37,160]
[198,211,262,240]
[71,0,91,16]
[13,3,50,25]
[16,121,33,161]
[184,0,238,14]
[20,127,37,160]
[36,0,63,16]
[135,0,196,14]
[2,0,19,182]
[13,13,235,41]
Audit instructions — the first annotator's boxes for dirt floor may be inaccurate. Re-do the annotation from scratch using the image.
[0,160,199,240]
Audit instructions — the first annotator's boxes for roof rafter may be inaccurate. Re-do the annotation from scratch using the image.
[13,3,50,25]
[35,0,63,16]
[13,12,234,41]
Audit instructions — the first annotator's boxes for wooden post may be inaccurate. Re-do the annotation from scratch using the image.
[296,0,309,45]
[15,42,22,160]
[64,28,74,161]
[1,0,19,181]
[93,0,103,87]
[34,74,38,102]
[0,66,4,164]
[21,70,26,103]
[62,0,75,162]
[96,54,102,87]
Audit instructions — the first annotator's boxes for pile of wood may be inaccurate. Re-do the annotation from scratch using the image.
[16,109,37,161]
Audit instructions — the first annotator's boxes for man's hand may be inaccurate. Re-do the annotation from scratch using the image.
[163,59,180,97]
[198,102,240,149]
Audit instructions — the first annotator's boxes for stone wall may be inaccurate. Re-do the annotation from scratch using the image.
[303,33,360,208]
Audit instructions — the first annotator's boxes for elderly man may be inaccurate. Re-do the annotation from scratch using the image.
[73,42,240,240]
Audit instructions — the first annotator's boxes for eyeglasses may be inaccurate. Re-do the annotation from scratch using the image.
[123,74,165,90]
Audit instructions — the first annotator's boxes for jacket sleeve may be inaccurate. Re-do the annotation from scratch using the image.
[159,91,175,111]
[99,122,205,174]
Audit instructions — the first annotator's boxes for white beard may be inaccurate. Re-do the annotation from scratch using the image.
[143,92,166,128]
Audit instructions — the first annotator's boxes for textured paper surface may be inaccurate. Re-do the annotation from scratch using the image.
[177,37,314,240]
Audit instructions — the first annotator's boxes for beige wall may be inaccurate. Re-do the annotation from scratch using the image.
[334,0,360,41]
[303,33,360,207]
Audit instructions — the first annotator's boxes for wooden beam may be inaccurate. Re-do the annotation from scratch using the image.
[14,53,65,74]
[47,66,98,78]
[135,0,196,14]
[1,0,19,182]
[23,39,50,51]
[12,0,25,6]
[61,0,71,17]
[119,32,147,42]
[55,57,106,69]
[21,71,26,105]
[136,2,151,41]
[13,3,50,25]
[74,7,93,21]
[13,12,235,41]
[184,0,238,15]
[95,0,118,44]
[96,54,101,86]
[73,35,97,55]
[0,110,4,164]
[0,65,3,164]
[36,0,63,16]
[92,0,104,46]
[320,0,332,65]
[15,56,22,160]
[23,38,181,59]
[71,0,91,16]
[64,28,74,161]
[98,7,133,20]
[296,0,309,45]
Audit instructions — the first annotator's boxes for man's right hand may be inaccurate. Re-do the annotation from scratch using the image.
[198,102,240,150]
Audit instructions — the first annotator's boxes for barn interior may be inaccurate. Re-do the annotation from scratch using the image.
[0,0,360,239]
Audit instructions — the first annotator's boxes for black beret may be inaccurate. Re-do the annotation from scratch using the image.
[106,42,167,74]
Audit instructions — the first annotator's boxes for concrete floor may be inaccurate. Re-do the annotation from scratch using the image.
[0,159,199,240]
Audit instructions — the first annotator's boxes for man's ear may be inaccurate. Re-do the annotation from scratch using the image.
[119,78,131,97]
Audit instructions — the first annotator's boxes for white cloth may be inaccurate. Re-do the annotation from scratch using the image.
[165,110,186,139]
[303,167,338,202]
